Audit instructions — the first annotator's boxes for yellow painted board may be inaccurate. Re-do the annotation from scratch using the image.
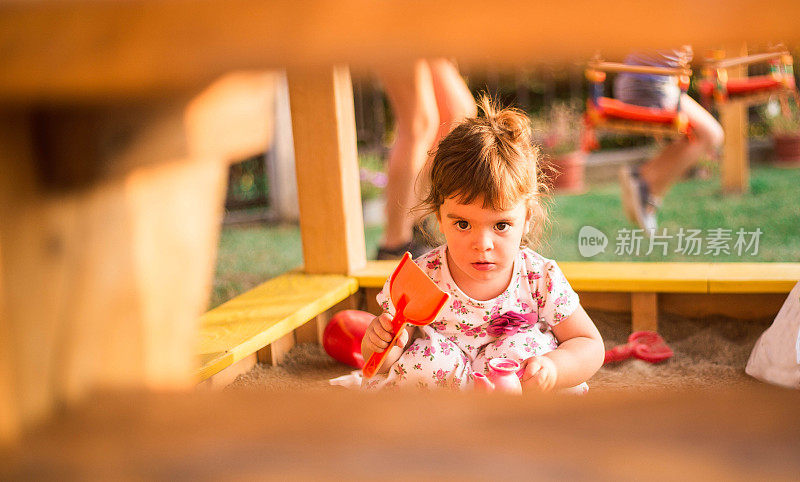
[555,262,711,293]
[354,261,712,293]
[708,263,800,294]
[197,273,358,381]
[350,260,400,288]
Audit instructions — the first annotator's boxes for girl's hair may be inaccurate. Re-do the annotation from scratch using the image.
[417,95,550,248]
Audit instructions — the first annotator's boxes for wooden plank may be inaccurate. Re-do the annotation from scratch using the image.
[288,65,366,275]
[355,260,713,293]
[0,110,228,436]
[1,388,799,479]
[660,293,786,320]
[257,332,295,366]
[364,288,382,315]
[355,260,800,295]
[589,62,691,77]
[560,262,710,293]
[631,292,659,332]
[712,50,788,69]
[3,1,800,102]
[185,71,278,163]
[708,263,800,293]
[197,273,358,381]
[351,260,400,287]
[578,292,631,313]
[196,353,256,390]
[294,314,325,344]
[581,292,786,321]
[295,294,363,345]
[29,99,195,188]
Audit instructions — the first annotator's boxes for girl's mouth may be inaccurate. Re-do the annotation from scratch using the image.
[471,261,496,271]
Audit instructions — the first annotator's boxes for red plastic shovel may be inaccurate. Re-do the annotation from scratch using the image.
[362,252,449,378]
[604,331,673,364]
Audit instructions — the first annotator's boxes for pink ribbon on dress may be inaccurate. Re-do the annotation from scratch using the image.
[486,311,539,337]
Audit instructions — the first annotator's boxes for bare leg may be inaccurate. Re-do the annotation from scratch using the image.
[425,58,478,195]
[379,61,439,250]
[639,95,724,198]
[428,59,478,141]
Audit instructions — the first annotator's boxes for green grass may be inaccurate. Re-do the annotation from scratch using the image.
[211,224,383,308]
[210,165,800,308]
[539,165,800,262]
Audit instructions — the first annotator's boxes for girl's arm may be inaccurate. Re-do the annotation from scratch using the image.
[522,305,605,391]
[360,313,417,375]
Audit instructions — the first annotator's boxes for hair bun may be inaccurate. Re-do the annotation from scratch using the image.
[478,95,531,143]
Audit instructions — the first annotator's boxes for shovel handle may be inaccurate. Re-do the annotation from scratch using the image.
[362,298,409,379]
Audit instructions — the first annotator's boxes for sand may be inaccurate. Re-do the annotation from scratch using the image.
[228,310,772,392]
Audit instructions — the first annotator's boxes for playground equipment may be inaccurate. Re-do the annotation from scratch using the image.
[699,46,796,108]
[698,45,798,193]
[2,1,800,477]
[583,56,694,149]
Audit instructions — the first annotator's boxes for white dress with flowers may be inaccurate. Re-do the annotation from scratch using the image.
[362,245,589,392]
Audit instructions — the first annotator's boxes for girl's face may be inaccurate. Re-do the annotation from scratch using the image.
[437,195,531,301]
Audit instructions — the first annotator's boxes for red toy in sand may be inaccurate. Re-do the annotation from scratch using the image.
[604,331,674,364]
[322,310,373,368]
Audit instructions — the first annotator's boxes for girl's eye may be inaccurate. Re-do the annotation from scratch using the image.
[455,220,470,230]
[495,222,511,232]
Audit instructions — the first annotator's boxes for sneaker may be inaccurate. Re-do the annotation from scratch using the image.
[619,165,660,235]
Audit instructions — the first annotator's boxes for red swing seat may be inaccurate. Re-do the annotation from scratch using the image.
[591,97,686,126]
[700,47,797,106]
[582,59,694,150]
[699,75,791,100]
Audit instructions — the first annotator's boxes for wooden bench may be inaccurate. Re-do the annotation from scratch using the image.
[353,261,800,332]
[197,272,358,386]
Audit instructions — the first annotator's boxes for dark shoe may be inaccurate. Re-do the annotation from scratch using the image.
[619,165,660,235]
[376,225,435,260]
[376,242,412,260]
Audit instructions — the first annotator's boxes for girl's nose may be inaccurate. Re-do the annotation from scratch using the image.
[473,230,493,251]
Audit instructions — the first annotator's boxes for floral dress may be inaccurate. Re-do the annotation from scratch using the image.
[362,245,588,393]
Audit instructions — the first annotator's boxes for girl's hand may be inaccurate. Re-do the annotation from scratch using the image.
[521,356,558,392]
[363,313,409,354]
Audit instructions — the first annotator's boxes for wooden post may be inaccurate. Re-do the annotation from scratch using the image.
[631,292,659,332]
[295,294,361,345]
[288,66,366,275]
[295,314,327,345]
[0,105,228,439]
[257,332,296,366]
[266,72,299,223]
[721,44,750,194]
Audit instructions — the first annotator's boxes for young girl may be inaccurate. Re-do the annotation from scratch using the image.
[361,97,605,393]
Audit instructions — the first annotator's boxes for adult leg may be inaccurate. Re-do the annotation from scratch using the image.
[422,58,477,198]
[378,61,439,253]
[638,95,724,198]
[428,58,477,143]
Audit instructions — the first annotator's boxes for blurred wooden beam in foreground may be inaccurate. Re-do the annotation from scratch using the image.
[1,387,799,479]
[2,0,800,102]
